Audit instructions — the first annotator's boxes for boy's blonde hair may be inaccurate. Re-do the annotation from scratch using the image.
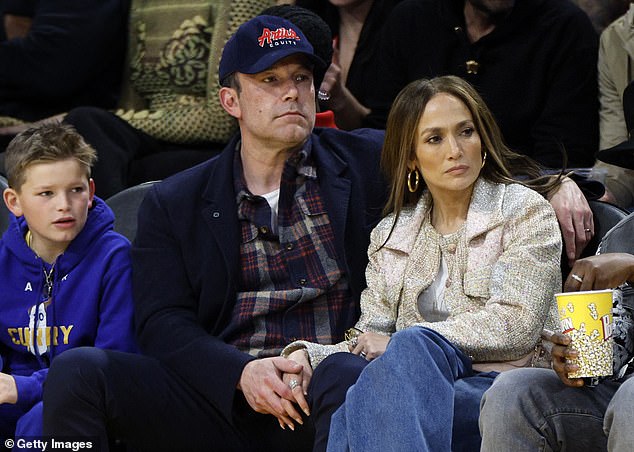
[4,123,97,191]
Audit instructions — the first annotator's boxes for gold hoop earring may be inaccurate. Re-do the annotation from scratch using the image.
[481,151,487,169]
[407,168,420,193]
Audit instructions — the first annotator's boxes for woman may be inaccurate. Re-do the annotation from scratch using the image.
[282,75,563,451]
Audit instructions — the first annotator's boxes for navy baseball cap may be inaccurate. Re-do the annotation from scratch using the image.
[218,15,325,83]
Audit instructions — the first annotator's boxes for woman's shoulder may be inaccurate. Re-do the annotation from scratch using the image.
[503,182,550,206]
[370,198,428,249]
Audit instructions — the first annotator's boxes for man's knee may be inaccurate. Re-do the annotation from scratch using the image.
[311,352,367,399]
[45,347,111,407]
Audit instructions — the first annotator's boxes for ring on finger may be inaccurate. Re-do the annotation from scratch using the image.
[289,379,299,390]
[360,351,367,359]
[318,90,331,101]
[571,273,583,284]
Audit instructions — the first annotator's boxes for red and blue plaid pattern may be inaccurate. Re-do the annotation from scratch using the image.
[227,145,354,357]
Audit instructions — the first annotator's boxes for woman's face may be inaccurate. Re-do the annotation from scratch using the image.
[410,93,483,198]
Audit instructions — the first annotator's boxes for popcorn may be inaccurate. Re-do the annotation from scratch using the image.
[567,329,612,378]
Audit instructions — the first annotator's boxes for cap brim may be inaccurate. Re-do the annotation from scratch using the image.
[241,50,325,75]
[596,139,634,170]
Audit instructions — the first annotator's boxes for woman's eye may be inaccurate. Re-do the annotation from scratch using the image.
[427,136,441,144]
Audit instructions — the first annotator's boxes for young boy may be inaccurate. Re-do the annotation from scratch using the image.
[0,123,136,442]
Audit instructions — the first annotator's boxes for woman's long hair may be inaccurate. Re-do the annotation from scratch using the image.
[381,75,563,218]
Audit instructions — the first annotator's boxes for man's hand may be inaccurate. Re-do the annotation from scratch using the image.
[548,178,594,267]
[541,330,584,388]
[0,372,18,404]
[238,357,305,430]
[349,332,390,361]
[564,253,634,292]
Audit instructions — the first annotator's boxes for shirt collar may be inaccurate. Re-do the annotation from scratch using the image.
[233,138,317,204]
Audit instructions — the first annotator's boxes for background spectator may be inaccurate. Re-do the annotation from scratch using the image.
[295,0,403,130]
[364,0,599,170]
[595,5,634,209]
[571,0,630,33]
[0,0,129,130]
[58,0,276,198]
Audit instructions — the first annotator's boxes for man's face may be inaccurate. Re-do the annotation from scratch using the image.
[226,55,316,150]
[467,0,515,16]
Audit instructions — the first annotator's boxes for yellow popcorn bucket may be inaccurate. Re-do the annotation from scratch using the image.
[555,289,614,378]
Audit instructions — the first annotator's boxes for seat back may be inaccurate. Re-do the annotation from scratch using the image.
[598,212,634,255]
[105,181,158,242]
[580,200,630,259]
[0,176,10,235]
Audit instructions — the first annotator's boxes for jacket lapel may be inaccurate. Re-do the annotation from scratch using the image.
[201,143,241,281]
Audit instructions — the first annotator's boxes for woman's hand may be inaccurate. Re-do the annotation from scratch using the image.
[279,349,313,430]
[349,332,390,361]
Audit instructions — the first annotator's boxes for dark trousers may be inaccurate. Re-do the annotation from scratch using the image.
[42,348,367,452]
[63,107,221,199]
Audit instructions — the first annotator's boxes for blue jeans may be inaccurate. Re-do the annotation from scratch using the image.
[479,367,629,451]
[326,327,496,452]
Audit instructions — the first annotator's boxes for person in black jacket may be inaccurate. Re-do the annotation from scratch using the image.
[364,0,599,171]
[0,0,129,126]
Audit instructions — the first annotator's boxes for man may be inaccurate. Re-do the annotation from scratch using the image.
[479,212,634,451]
[364,0,598,170]
[41,15,385,451]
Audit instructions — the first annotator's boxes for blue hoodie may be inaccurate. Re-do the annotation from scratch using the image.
[0,196,136,414]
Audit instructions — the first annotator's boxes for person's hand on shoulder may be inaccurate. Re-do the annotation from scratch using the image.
[548,178,594,267]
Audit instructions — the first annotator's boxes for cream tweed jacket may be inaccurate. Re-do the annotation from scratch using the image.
[283,178,562,372]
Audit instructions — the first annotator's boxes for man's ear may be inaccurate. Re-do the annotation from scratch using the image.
[3,187,23,217]
[219,86,241,119]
